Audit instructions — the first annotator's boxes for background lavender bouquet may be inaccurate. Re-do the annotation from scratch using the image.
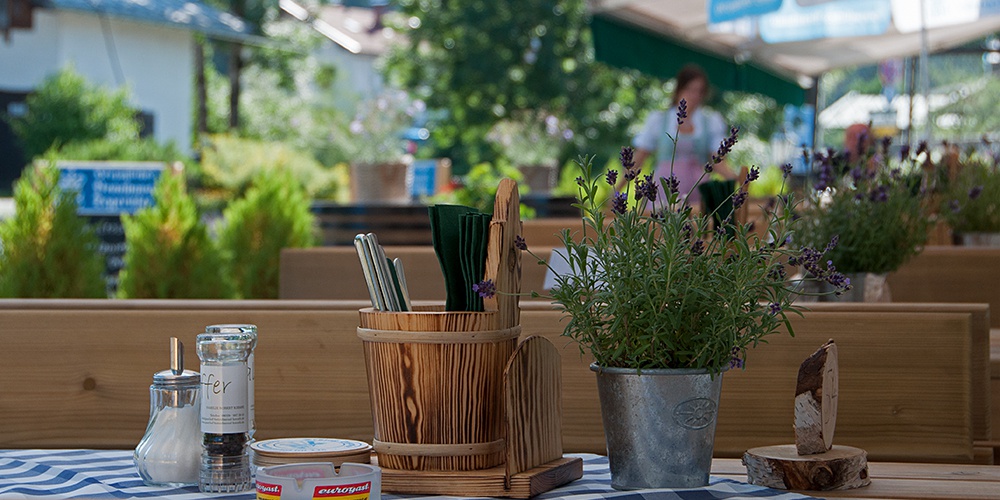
[939,148,1000,237]
[521,108,849,374]
[795,142,932,275]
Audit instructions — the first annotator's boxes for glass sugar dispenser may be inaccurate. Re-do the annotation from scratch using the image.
[134,337,202,487]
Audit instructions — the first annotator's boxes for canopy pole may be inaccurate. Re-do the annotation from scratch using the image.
[919,0,932,143]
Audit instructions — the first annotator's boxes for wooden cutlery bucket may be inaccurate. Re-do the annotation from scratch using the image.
[358,306,519,471]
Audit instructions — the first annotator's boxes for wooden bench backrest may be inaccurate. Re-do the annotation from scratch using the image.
[521,301,989,464]
[0,300,986,464]
[889,246,1000,328]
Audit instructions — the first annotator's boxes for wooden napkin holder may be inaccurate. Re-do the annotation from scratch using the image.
[357,179,582,498]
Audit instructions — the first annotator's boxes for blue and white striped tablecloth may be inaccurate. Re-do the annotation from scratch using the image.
[0,450,816,499]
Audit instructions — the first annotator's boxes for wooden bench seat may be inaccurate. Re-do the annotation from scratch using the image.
[0,299,988,464]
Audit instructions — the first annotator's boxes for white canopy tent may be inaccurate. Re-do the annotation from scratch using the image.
[590,0,1000,99]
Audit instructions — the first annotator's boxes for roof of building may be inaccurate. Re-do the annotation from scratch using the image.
[280,0,401,56]
[35,0,252,39]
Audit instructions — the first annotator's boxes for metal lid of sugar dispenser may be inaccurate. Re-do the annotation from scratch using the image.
[153,338,199,387]
[250,438,372,467]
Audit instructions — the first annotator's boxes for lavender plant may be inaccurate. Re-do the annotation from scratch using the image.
[796,141,932,274]
[516,104,849,374]
[939,150,1000,235]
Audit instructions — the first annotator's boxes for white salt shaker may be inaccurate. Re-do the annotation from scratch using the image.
[134,337,201,487]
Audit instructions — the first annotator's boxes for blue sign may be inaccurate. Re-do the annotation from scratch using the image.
[784,104,815,175]
[57,162,164,216]
[760,0,891,44]
[983,0,1000,16]
[708,0,783,24]
[410,159,437,198]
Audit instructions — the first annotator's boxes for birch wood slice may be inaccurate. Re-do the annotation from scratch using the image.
[794,339,838,455]
[743,444,870,491]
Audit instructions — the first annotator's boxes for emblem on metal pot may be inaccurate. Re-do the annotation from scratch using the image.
[673,398,718,429]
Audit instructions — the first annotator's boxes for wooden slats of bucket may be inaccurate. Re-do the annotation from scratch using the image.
[359,308,519,471]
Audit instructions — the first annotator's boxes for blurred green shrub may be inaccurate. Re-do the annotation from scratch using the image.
[0,164,106,298]
[117,172,234,298]
[218,169,317,299]
[8,67,140,160]
[434,162,535,219]
[52,137,189,164]
[199,134,339,199]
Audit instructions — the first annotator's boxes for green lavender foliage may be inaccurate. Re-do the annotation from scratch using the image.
[797,148,931,274]
[218,169,317,299]
[0,165,106,298]
[525,149,847,374]
[940,155,1000,234]
[117,173,234,298]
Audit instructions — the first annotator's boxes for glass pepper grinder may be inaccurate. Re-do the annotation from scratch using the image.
[197,326,254,493]
[134,337,201,487]
[203,324,257,441]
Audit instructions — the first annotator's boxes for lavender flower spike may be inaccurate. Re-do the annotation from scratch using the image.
[611,192,627,215]
[605,169,618,186]
[677,98,688,125]
[514,235,527,251]
[619,146,635,169]
[472,279,496,299]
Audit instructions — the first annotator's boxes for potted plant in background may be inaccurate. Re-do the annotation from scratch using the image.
[517,109,849,489]
[340,90,418,204]
[795,141,933,301]
[486,111,571,195]
[939,144,1000,246]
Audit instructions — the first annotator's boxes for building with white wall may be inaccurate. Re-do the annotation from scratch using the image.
[0,0,250,188]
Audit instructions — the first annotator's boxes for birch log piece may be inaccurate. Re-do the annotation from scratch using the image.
[744,340,869,492]
[794,339,838,455]
[743,444,870,491]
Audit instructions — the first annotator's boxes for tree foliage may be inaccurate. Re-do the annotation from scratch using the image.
[384,0,669,172]
[0,164,106,298]
[8,67,140,160]
[218,169,316,299]
[117,172,234,298]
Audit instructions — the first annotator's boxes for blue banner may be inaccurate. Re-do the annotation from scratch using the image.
[708,0,783,24]
[57,162,164,216]
[760,0,891,44]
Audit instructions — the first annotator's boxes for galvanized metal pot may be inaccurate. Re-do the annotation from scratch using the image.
[591,363,724,489]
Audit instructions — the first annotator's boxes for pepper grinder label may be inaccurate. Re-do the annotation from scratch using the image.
[200,364,249,433]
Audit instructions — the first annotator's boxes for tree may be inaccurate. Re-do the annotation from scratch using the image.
[9,68,139,160]
[117,172,234,298]
[383,0,668,173]
[0,164,106,298]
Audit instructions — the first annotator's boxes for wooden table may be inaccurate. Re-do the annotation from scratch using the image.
[713,458,1000,499]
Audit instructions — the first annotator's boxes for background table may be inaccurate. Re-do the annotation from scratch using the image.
[0,450,814,499]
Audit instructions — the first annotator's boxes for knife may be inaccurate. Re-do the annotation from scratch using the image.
[360,235,388,310]
[365,233,399,311]
[393,257,413,312]
[354,235,381,309]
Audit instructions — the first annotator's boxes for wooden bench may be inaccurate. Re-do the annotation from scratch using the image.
[889,246,1000,328]
[0,299,989,464]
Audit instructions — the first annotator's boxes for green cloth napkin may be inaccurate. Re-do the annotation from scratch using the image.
[461,212,490,312]
[429,204,486,311]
